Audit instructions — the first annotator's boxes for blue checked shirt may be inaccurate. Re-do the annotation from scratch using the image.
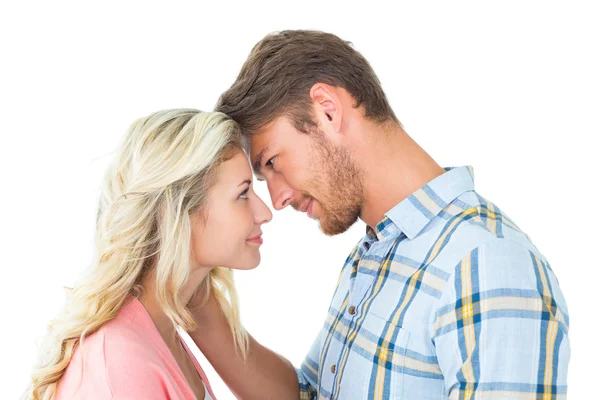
[297,166,570,399]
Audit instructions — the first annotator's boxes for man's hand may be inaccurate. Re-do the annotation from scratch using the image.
[187,282,301,400]
[187,283,220,328]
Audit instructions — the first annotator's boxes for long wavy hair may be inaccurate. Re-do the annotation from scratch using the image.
[26,109,248,400]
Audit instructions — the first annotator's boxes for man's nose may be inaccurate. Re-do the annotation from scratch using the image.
[266,174,294,210]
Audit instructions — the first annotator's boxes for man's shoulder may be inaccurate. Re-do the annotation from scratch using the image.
[423,190,540,270]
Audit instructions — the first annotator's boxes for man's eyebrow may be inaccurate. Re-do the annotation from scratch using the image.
[252,147,269,176]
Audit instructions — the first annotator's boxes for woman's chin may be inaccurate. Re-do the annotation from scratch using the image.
[245,254,261,270]
[228,254,261,271]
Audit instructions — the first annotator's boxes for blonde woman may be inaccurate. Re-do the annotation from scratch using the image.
[27,109,272,400]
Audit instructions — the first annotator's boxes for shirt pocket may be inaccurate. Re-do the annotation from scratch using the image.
[355,312,411,399]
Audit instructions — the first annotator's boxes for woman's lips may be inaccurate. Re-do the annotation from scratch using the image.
[247,233,263,245]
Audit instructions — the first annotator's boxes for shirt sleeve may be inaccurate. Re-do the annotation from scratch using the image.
[296,331,321,400]
[430,238,570,399]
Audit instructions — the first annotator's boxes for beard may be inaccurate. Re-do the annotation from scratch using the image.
[304,129,365,236]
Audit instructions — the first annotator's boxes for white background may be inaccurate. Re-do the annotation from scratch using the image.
[1,1,598,398]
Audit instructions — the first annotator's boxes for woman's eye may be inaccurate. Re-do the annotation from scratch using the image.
[266,156,276,168]
[239,188,249,200]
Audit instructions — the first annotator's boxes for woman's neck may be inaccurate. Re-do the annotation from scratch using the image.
[138,266,212,347]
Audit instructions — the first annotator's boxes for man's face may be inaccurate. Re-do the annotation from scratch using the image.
[250,116,364,236]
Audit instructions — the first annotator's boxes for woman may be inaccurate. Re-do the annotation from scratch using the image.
[27,109,272,400]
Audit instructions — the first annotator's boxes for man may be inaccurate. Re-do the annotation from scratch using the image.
[190,30,569,399]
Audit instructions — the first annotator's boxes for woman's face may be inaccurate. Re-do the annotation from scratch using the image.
[190,149,272,271]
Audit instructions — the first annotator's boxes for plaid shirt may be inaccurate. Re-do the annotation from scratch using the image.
[297,166,569,399]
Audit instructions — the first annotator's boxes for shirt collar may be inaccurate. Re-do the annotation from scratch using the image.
[367,166,475,241]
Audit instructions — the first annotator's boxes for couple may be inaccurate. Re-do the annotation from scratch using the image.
[28,30,569,399]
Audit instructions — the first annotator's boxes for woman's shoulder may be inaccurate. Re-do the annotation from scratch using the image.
[57,305,167,398]
[61,320,149,369]
[55,327,112,399]
[100,306,167,368]
[98,321,171,398]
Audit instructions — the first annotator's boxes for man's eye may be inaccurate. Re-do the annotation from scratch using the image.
[266,157,276,168]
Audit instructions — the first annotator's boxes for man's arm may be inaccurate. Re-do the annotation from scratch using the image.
[431,238,570,399]
[187,293,306,400]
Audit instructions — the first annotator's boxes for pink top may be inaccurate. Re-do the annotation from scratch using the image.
[55,296,216,399]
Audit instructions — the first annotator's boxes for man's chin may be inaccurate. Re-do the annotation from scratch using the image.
[318,216,354,237]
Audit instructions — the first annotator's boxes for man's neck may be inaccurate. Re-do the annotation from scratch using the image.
[356,124,445,229]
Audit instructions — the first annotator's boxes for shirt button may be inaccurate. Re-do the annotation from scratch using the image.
[348,306,356,315]
[330,364,336,373]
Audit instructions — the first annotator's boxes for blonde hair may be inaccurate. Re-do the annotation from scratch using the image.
[27,109,248,400]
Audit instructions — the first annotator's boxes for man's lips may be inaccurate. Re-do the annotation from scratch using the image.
[300,199,312,213]
[293,198,316,219]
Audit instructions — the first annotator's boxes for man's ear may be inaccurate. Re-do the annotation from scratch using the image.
[309,83,343,134]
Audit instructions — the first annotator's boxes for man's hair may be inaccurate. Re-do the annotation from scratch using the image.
[217,30,398,135]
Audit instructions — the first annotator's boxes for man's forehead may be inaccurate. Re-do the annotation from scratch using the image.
[249,134,270,163]
[249,121,277,157]
[248,116,294,165]
[246,133,269,177]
